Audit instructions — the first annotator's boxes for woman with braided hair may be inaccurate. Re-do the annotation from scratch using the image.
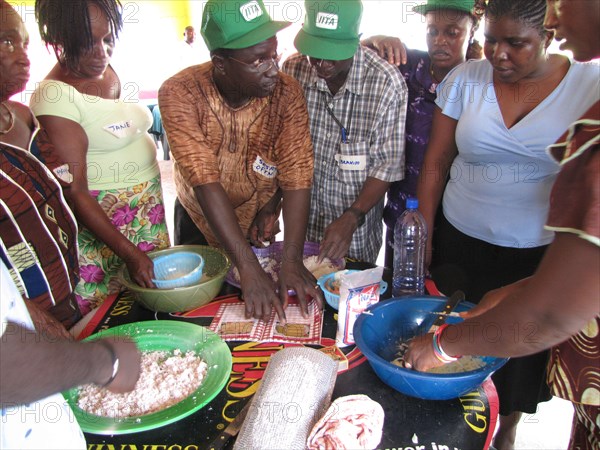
[412,0,599,447]
[30,0,170,315]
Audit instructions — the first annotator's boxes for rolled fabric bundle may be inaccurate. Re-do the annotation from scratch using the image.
[306,394,385,450]
[233,347,338,450]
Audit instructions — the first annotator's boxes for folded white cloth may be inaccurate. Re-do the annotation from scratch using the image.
[306,394,385,450]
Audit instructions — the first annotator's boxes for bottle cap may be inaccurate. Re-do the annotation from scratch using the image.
[406,198,419,209]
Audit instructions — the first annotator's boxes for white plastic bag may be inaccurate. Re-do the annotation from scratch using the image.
[336,267,384,348]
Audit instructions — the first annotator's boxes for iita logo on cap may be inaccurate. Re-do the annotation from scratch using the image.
[316,12,338,30]
[240,0,263,21]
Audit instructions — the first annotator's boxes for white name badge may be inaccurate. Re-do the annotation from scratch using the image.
[103,120,136,138]
[53,164,73,183]
[335,154,367,171]
[252,155,277,178]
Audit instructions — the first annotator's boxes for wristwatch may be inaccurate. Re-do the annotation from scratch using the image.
[344,207,365,227]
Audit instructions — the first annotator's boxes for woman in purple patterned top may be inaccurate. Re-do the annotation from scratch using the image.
[364,0,483,269]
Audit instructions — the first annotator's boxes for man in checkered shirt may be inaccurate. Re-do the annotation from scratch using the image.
[283,0,407,264]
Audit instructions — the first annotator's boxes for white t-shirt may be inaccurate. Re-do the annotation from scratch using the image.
[436,59,600,247]
[0,261,86,450]
[176,41,209,73]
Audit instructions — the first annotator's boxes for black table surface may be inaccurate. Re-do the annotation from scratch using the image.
[80,262,498,450]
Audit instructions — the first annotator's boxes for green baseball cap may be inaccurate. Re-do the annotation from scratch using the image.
[413,0,475,15]
[294,0,363,61]
[201,0,291,51]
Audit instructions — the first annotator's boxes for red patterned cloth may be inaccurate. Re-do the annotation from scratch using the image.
[546,100,599,450]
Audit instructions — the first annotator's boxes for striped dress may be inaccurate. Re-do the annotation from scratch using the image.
[0,127,81,328]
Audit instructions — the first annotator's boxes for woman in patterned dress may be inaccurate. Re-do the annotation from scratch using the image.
[30,0,170,315]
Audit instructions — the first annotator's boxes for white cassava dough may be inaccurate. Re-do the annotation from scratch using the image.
[78,349,207,418]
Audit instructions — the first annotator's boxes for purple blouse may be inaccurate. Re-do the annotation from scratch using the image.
[383,48,437,229]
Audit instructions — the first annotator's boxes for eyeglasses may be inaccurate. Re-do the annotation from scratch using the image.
[228,54,281,73]
[307,56,333,68]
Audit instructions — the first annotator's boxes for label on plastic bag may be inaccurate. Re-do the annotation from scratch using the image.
[336,267,383,347]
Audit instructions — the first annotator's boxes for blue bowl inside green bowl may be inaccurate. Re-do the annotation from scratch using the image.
[120,245,231,313]
[63,321,232,435]
[152,252,205,289]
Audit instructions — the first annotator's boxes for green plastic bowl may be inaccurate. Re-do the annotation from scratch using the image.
[64,321,232,435]
[119,245,231,313]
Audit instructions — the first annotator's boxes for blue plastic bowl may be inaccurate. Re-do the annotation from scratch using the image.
[152,252,205,289]
[353,296,509,400]
[317,270,388,310]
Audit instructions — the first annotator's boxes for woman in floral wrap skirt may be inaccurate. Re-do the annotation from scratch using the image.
[30,0,170,315]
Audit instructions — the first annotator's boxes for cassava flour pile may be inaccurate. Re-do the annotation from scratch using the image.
[78,349,207,418]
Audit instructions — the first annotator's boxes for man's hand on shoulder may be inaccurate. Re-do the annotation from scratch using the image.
[362,35,407,66]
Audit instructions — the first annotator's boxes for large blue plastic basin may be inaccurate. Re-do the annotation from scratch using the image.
[354,296,508,400]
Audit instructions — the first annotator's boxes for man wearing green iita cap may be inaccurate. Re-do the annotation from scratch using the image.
[282,0,408,264]
[159,0,324,323]
[200,0,290,51]
[413,0,478,15]
[293,0,362,61]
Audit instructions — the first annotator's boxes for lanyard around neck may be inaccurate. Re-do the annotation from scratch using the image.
[321,91,355,144]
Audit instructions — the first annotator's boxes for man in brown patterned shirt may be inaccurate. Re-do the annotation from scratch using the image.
[159,0,323,322]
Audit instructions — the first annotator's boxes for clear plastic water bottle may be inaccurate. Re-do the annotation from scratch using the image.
[393,197,427,297]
